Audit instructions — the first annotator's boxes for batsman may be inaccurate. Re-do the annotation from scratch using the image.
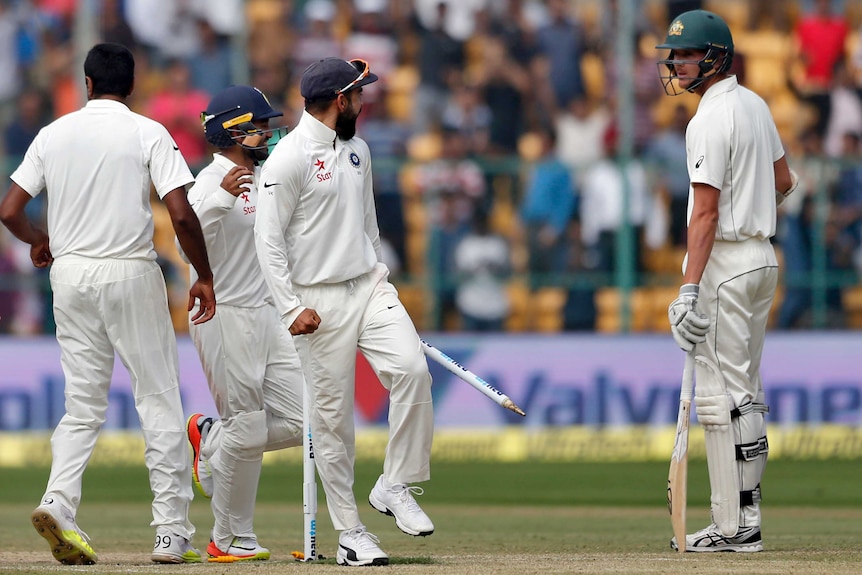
[656,10,798,552]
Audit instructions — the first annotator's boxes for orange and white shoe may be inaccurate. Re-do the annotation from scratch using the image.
[207,537,270,562]
[186,414,214,498]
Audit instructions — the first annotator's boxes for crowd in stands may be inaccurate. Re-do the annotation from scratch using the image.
[1,0,862,335]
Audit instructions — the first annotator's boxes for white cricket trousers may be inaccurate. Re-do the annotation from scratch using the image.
[190,303,303,551]
[293,263,434,531]
[46,257,194,538]
[698,238,778,408]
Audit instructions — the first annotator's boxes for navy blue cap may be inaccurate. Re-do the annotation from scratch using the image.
[300,57,379,101]
[202,85,282,148]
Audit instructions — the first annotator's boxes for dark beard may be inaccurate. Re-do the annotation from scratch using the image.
[335,108,359,140]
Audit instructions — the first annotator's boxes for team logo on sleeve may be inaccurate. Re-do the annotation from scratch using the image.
[349,152,361,167]
[695,155,704,169]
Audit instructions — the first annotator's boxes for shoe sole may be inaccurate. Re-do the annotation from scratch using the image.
[671,540,764,553]
[186,414,211,499]
[31,509,97,565]
[336,553,389,566]
[152,552,203,564]
[207,553,270,563]
[368,493,434,537]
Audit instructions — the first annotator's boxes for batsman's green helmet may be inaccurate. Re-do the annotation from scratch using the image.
[656,9,734,66]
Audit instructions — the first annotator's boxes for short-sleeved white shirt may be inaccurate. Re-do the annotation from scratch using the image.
[186,153,269,307]
[11,99,194,261]
[686,76,784,241]
[254,111,381,320]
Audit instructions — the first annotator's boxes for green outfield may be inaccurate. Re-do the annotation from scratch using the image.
[2,459,861,574]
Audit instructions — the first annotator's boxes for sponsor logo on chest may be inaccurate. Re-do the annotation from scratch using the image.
[315,158,332,182]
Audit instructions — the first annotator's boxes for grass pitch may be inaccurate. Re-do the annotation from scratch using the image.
[1,459,860,574]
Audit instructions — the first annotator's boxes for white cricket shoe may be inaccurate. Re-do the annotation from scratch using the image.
[151,530,202,563]
[31,498,97,565]
[671,523,763,552]
[369,475,434,536]
[207,536,271,562]
[337,526,389,566]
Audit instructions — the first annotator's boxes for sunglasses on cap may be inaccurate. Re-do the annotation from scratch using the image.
[336,59,371,95]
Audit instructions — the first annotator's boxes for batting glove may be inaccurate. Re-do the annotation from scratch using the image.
[668,284,710,352]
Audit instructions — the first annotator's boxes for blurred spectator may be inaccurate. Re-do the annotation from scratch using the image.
[413,1,464,133]
[187,19,233,97]
[292,0,342,81]
[415,127,485,328]
[453,207,510,332]
[579,124,650,281]
[535,0,585,111]
[645,103,690,247]
[343,1,398,106]
[777,129,827,328]
[100,0,137,50]
[0,0,23,124]
[3,88,50,159]
[792,0,849,137]
[488,0,540,67]
[125,0,201,64]
[823,61,862,157]
[555,95,611,181]
[830,132,862,275]
[519,128,576,288]
[441,80,491,156]
[147,59,210,169]
[361,91,412,272]
[474,35,529,155]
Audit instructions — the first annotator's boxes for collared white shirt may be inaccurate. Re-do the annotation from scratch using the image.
[186,153,269,307]
[686,75,784,241]
[11,99,194,261]
[255,110,381,321]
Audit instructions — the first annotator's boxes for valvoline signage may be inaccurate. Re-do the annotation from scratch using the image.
[1,333,861,430]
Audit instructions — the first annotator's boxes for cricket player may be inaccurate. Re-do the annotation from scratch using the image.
[254,57,435,567]
[183,85,304,562]
[657,10,798,552]
[0,43,215,564]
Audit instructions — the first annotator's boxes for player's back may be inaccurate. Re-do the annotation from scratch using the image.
[29,100,182,261]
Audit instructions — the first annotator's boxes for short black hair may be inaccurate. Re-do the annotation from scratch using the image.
[84,43,135,98]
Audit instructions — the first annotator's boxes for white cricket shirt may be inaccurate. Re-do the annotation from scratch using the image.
[255,110,381,321]
[11,99,194,260]
[186,154,269,307]
[686,76,784,241]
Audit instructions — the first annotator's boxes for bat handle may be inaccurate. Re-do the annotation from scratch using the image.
[679,352,695,402]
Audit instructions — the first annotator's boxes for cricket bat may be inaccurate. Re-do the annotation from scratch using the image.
[667,352,695,553]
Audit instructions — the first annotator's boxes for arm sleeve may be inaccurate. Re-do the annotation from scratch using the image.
[686,116,728,191]
[362,147,383,261]
[9,129,47,197]
[148,123,195,197]
[254,160,304,326]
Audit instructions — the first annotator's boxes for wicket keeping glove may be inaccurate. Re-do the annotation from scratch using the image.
[668,283,710,352]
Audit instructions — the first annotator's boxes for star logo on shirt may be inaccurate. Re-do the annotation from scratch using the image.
[240,192,250,203]
[315,159,325,171]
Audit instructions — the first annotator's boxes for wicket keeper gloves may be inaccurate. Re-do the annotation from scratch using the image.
[667,284,710,352]
[775,168,799,207]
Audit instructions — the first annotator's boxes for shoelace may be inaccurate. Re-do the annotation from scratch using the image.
[393,484,424,512]
[60,506,93,546]
[348,528,381,550]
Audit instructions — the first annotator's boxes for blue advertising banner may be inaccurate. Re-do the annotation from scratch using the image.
[1,333,860,431]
